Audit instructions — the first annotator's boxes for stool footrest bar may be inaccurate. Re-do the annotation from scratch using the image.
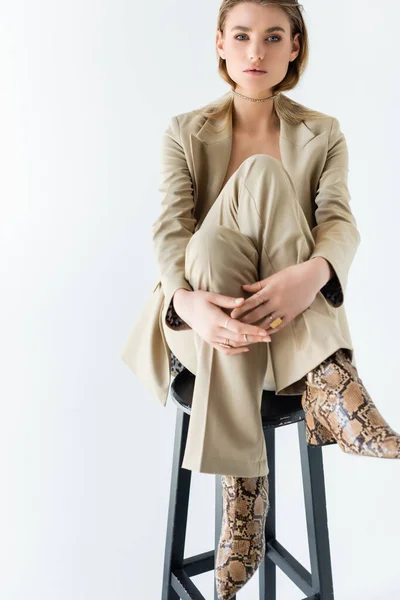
[171,570,207,600]
[266,538,314,597]
[181,550,215,576]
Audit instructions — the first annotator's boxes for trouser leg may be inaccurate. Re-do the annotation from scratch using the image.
[182,224,269,477]
[180,154,351,477]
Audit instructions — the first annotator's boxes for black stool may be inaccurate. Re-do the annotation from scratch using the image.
[162,367,335,600]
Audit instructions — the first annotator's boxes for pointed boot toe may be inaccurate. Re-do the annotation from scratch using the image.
[302,348,400,459]
[215,474,269,600]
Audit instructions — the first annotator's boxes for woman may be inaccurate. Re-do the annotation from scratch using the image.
[121,1,400,598]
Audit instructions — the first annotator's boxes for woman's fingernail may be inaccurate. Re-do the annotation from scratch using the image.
[235,298,243,304]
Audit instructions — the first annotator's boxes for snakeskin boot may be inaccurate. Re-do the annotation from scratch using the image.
[302,348,400,458]
[215,475,270,600]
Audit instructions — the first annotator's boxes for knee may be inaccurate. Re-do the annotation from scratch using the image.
[241,153,284,175]
[186,225,257,271]
[186,225,235,264]
[237,153,292,198]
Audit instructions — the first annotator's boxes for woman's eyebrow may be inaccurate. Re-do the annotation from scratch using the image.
[230,25,286,33]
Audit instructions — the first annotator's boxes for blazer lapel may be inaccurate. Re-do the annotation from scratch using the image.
[189,100,328,219]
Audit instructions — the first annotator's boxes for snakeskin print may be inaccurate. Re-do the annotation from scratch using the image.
[166,297,187,329]
[302,348,400,458]
[215,475,270,599]
[166,298,189,376]
[170,352,186,377]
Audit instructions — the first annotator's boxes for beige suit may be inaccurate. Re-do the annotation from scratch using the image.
[121,92,361,476]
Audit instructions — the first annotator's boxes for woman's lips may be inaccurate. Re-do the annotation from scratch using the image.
[244,70,267,76]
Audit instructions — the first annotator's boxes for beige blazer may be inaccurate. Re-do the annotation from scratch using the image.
[121,92,361,407]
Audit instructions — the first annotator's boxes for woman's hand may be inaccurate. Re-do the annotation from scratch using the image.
[229,263,321,336]
[172,289,271,355]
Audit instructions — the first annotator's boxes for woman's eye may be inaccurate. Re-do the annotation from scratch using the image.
[234,34,281,42]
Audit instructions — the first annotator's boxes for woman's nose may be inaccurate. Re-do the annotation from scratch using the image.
[249,46,264,61]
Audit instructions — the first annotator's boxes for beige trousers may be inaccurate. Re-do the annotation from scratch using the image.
[162,155,353,478]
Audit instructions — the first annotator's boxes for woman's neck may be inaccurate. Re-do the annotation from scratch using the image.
[231,92,279,136]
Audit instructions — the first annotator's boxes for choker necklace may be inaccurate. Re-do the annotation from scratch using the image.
[231,89,281,103]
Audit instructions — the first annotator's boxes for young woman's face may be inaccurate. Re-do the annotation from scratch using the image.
[216,2,300,94]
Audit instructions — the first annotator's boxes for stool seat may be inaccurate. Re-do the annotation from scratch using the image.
[162,367,335,600]
[170,367,305,428]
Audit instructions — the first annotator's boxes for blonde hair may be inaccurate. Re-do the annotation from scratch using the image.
[194,0,326,132]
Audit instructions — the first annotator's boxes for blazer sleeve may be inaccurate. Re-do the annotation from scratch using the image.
[152,115,196,330]
[308,116,361,308]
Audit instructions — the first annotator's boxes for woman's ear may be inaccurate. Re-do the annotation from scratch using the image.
[216,29,225,60]
[290,32,301,62]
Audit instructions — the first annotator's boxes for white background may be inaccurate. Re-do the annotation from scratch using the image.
[1,0,399,598]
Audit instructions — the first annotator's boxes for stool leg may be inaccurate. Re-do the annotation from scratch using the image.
[259,427,276,600]
[161,409,192,600]
[214,475,222,600]
[298,419,334,600]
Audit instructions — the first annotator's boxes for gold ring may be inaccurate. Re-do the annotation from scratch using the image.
[270,317,283,329]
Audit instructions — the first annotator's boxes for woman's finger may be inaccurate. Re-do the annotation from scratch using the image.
[211,342,250,355]
[208,292,245,308]
[215,333,270,347]
[241,281,264,291]
[220,316,270,339]
[259,313,289,335]
[231,290,267,319]
[218,330,271,344]
[234,297,275,324]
